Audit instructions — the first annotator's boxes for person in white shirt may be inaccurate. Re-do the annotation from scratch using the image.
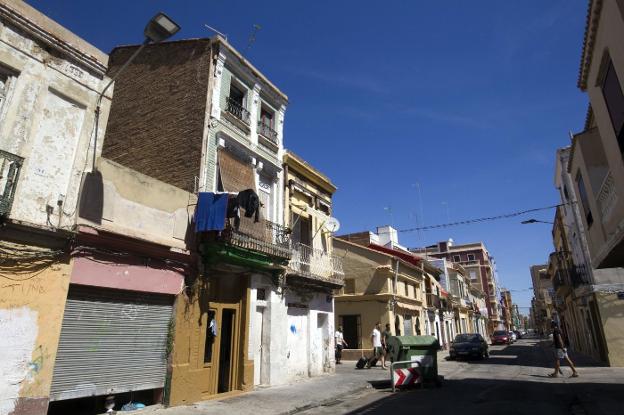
[335,326,348,364]
[367,322,383,368]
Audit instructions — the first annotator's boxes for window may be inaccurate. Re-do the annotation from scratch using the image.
[291,213,312,246]
[260,106,274,128]
[576,171,593,227]
[467,254,476,261]
[0,67,17,119]
[600,58,624,154]
[229,83,245,106]
[344,278,355,294]
[452,255,461,262]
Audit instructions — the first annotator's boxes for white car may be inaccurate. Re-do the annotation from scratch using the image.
[508,331,517,343]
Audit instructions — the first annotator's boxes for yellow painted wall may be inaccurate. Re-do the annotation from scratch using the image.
[0,249,71,414]
[335,299,389,349]
[596,292,624,367]
[168,276,253,406]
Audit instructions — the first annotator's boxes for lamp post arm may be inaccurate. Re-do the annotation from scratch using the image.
[92,39,149,171]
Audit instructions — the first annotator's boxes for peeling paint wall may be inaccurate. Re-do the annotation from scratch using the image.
[0,12,110,230]
[0,307,38,415]
[0,256,71,415]
[78,158,195,249]
[0,3,109,414]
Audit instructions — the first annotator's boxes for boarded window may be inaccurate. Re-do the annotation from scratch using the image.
[601,59,624,154]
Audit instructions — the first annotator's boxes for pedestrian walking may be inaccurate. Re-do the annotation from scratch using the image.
[381,323,392,369]
[335,326,348,364]
[548,320,578,378]
[367,322,383,368]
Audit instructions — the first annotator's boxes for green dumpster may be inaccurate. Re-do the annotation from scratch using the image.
[386,335,440,385]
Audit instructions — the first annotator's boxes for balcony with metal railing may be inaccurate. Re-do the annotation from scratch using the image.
[225,97,251,124]
[288,242,344,287]
[217,216,291,260]
[0,149,23,217]
[258,121,278,147]
[597,171,617,221]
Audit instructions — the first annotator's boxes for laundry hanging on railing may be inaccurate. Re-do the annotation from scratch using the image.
[195,192,229,232]
[227,188,261,228]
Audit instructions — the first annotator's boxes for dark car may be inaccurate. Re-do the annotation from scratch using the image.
[513,330,523,340]
[491,330,510,345]
[449,333,489,360]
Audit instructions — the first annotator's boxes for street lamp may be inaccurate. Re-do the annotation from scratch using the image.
[520,219,553,225]
[91,12,180,171]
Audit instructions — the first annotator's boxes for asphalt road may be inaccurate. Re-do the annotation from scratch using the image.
[299,338,624,415]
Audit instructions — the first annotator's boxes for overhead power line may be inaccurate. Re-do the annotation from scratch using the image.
[395,203,565,233]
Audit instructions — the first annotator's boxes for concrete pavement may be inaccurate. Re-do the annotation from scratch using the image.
[124,362,392,415]
[123,339,624,415]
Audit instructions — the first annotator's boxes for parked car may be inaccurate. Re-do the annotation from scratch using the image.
[491,330,511,345]
[513,330,523,339]
[509,331,517,343]
[449,333,489,360]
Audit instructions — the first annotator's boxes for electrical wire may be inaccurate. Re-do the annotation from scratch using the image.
[378,203,567,233]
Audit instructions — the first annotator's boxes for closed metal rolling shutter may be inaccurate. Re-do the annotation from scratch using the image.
[50,285,173,401]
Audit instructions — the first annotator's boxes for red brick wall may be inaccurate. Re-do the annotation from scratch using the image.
[102,40,212,192]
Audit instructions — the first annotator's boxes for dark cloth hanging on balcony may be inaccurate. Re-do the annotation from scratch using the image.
[195,192,229,232]
[227,189,260,229]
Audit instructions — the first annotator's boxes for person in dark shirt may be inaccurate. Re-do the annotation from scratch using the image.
[381,324,393,369]
[549,320,578,378]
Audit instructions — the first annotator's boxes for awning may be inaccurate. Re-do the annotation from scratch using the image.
[395,301,422,312]
[218,149,256,192]
[217,149,266,240]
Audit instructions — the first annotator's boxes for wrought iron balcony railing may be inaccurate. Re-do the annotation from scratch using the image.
[289,242,344,285]
[258,121,278,146]
[225,97,251,124]
[0,149,23,217]
[220,217,291,259]
[596,172,617,221]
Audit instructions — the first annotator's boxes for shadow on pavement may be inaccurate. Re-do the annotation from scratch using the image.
[451,341,606,369]
[345,377,622,415]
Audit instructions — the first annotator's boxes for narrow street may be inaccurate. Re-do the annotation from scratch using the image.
[300,338,624,415]
[136,338,624,415]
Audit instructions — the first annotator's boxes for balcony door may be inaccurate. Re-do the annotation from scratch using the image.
[291,214,312,246]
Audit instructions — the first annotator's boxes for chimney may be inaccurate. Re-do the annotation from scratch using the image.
[376,225,398,247]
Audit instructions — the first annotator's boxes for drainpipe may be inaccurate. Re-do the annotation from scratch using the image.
[392,258,399,318]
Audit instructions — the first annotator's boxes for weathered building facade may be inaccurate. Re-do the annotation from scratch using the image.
[412,240,503,334]
[282,151,343,382]
[100,36,293,403]
[0,1,110,413]
[543,0,624,366]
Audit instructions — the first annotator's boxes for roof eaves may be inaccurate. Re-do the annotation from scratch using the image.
[578,0,603,91]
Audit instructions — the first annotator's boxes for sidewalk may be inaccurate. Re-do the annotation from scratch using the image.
[131,363,390,415]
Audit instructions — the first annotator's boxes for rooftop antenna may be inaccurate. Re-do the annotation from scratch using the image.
[204,23,227,40]
[247,24,262,51]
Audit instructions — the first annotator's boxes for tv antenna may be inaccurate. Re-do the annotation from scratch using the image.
[204,24,227,40]
[247,24,262,51]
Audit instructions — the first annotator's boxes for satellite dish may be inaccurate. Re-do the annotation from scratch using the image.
[324,217,341,233]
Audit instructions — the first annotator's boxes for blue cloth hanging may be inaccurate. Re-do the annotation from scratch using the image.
[195,192,229,232]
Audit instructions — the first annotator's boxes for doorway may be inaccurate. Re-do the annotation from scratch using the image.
[218,309,236,393]
[340,315,360,349]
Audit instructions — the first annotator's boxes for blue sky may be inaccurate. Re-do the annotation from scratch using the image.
[29,0,589,312]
